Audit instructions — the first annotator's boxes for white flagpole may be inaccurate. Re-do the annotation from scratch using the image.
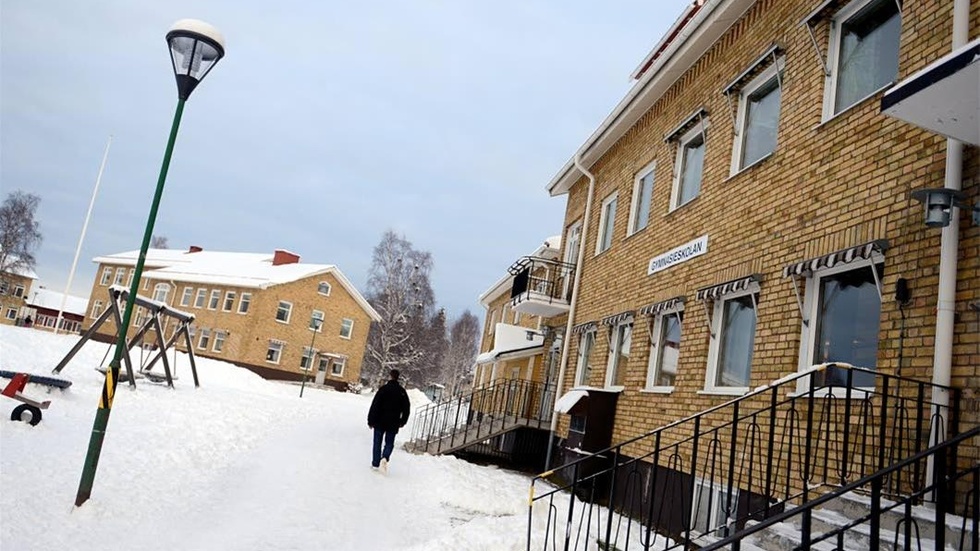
[55,136,111,335]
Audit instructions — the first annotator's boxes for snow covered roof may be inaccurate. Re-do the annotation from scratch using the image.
[26,288,88,316]
[478,235,563,306]
[474,323,544,364]
[94,248,380,322]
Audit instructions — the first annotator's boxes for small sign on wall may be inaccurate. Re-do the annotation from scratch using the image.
[647,235,708,275]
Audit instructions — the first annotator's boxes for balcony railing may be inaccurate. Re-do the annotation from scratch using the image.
[526,363,962,551]
[508,256,575,317]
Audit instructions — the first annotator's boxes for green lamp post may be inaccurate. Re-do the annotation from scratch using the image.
[75,19,226,507]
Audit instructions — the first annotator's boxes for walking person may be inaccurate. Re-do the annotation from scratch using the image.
[367,369,411,474]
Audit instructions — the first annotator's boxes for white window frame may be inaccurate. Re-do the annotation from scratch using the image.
[90,300,104,319]
[317,281,331,296]
[212,331,226,353]
[5,308,17,320]
[595,192,618,255]
[487,309,496,336]
[208,290,221,310]
[266,341,284,364]
[238,292,251,314]
[180,287,194,307]
[795,256,884,392]
[222,291,236,312]
[126,269,135,287]
[197,328,211,350]
[100,267,113,286]
[310,310,324,332]
[340,318,354,339]
[13,285,24,298]
[300,346,317,370]
[604,320,633,389]
[275,301,292,324]
[691,478,738,541]
[644,307,684,393]
[704,284,760,396]
[628,161,657,236]
[114,267,126,285]
[822,0,902,121]
[331,357,346,376]
[573,330,596,387]
[194,289,207,309]
[670,124,707,211]
[152,283,170,304]
[731,60,784,175]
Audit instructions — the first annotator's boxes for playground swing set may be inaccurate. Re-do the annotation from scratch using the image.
[2,285,200,425]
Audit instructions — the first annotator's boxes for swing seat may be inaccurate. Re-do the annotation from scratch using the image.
[143,370,178,383]
[94,366,145,381]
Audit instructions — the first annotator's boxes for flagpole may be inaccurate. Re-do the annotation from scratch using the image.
[56,136,111,335]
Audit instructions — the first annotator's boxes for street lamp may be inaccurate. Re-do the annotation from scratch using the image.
[300,317,323,397]
[75,19,225,508]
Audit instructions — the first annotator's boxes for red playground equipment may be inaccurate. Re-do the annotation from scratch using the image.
[1,372,63,425]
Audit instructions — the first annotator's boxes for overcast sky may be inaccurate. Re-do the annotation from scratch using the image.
[1,0,690,318]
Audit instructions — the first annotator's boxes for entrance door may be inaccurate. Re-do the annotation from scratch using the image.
[315,359,328,385]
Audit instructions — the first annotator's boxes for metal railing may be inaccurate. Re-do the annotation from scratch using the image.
[409,379,555,456]
[526,363,962,551]
[508,256,575,306]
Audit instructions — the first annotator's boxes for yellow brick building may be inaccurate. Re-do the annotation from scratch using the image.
[0,266,36,327]
[85,247,380,390]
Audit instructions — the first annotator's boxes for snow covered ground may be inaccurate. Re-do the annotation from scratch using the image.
[0,325,542,550]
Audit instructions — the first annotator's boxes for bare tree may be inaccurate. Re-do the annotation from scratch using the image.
[364,230,437,388]
[441,310,480,397]
[0,191,42,277]
[150,235,169,249]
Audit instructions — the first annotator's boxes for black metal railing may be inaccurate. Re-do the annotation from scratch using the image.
[509,256,575,306]
[409,379,556,456]
[526,363,962,551]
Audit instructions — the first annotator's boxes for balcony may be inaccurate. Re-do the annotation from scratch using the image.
[507,256,574,317]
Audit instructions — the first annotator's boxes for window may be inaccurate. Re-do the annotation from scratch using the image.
[100,268,113,286]
[238,293,251,314]
[5,308,16,320]
[573,330,596,387]
[0,281,8,294]
[300,347,316,370]
[595,193,618,254]
[671,125,706,210]
[212,331,226,353]
[194,289,207,308]
[126,269,135,286]
[13,285,24,298]
[340,318,354,339]
[629,163,656,235]
[142,278,150,291]
[276,301,292,323]
[208,290,221,310]
[706,289,758,393]
[266,341,283,364]
[826,0,901,117]
[692,478,738,539]
[487,310,497,336]
[733,63,783,172]
[569,415,587,433]
[223,291,236,312]
[803,262,883,388]
[646,310,683,390]
[180,287,194,307]
[198,329,211,350]
[90,300,105,319]
[152,283,170,303]
[331,357,346,376]
[114,268,126,285]
[605,320,633,388]
[310,310,324,331]
[318,282,331,296]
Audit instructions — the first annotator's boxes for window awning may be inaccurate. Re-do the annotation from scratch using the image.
[800,0,843,26]
[722,44,783,95]
[696,274,762,301]
[269,338,286,346]
[638,296,685,316]
[881,37,980,146]
[554,389,589,414]
[664,108,708,142]
[600,310,635,326]
[782,239,888,278]
[571,321,597,335]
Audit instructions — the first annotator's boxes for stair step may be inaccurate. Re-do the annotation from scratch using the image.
[819,491,971,546]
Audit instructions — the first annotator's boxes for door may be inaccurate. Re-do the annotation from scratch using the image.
[562,222,582,300]
[315,359,327,385]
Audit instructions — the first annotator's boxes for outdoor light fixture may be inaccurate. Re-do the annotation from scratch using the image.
[910,188,980,228]
[76,19,225,508]
[167,19,226,100]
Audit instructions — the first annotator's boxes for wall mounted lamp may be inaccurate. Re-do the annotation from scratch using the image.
[910,188,980,228]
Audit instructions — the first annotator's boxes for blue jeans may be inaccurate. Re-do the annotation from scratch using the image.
[372,428,397,467]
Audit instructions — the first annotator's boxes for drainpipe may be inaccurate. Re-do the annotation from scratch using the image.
[544,153,596,471]
[928,0,969,480]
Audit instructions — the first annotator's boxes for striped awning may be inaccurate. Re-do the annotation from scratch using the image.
[269,338,287,346]
[782,239,888,278]
[600,310,635,326]
[571,321,597,335]
[696,274,762,301]
[639,296,685,316]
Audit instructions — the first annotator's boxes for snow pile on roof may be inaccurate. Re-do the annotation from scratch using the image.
[27,288,88,316]
[554,389,589,414]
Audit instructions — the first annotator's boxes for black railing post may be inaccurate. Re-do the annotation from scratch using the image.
[452,395,462,448]
[604,447,621,549]
[726,401,740,535]
[765,386,777,518]
[687,416,701,546]
[878,376,890,473]
[803,370,817,504]
[934,444,948,551]
[914,382,925,497]
[870,476,882,549]
[563,462,580,551]
[972,467,979,551]
[645,432,662,549]
[841,368,853,486]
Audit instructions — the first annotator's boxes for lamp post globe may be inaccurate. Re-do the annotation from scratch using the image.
[167,19,226,100]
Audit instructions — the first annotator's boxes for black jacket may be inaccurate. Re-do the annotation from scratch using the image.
[368,380,411,431]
